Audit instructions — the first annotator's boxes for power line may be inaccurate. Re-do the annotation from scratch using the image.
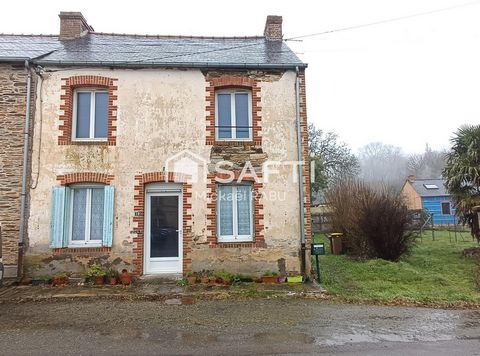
[285,0,480,41]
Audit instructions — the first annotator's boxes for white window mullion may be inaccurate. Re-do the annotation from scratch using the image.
[85,188,92,242]
[232,186,238,239]
[230,92,236,139]
[89,92,95,139]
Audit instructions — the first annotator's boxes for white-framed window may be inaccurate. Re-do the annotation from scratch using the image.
[215,89,252,140]
[217,184,253,242]
[72,89,109,140]
[68,185,105,246]
[441,201,451,215]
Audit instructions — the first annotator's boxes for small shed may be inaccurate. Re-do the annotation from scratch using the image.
[401,178,457,225]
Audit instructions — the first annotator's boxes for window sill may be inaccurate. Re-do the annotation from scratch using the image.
[211,240,266,249]
[70,140,109,146]
[53,247,111,254]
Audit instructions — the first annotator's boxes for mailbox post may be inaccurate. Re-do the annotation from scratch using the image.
[311,243,325,283]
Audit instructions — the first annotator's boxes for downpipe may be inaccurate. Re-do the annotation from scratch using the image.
[295,67,307,278]
[18,60,33,277]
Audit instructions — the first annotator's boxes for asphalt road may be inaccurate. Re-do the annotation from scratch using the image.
[0,299,479,355]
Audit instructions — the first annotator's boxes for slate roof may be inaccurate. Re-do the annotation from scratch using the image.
[410,178,450,197]
[0,33,306,69]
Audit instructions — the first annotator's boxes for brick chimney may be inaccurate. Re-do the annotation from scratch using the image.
[264,15,283,41]
[59,12,93,39]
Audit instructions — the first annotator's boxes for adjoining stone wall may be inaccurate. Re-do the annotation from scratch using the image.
[0,63,31,277]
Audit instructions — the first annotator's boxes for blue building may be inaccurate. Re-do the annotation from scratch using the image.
[401,178,457,225]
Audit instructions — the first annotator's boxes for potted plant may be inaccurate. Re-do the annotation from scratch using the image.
[120,269,133,286]
[106,268,119,285]
[186,272,197,285]
[52,272,69,287]
[86,264,106,285]
[277,276,287,283]
[214,271,233,285]
[287,275,303,283]
[261,271,278,283]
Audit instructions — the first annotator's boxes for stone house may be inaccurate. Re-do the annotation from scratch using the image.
[0,12,311,278]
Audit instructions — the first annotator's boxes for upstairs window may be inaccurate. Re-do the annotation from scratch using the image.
[73,89,108,140]
[215,89,252,140]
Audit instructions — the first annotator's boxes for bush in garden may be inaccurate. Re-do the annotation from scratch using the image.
[326,180,415,261]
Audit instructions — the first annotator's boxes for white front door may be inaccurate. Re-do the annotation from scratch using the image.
[144,183,183,274]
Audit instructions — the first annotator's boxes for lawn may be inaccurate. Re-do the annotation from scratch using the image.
[314,230,480,306]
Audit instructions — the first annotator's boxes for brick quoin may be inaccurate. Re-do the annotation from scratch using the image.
[58,75,118,146]
[205,75,262,146]
[205,171,265,249]
[132,172,193,276]
[299,70,312,249]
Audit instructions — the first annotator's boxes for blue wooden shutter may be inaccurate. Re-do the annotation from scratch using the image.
[102,186,115,247]
[49,186,66,248]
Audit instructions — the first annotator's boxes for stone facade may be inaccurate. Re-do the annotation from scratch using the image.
[0,63,32,277]
[25,67,311,278]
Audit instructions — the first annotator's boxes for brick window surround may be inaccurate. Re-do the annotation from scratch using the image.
[59,75,118,145]
[206,75,261,146]
[133,172,193,276]
[206,171,265,248]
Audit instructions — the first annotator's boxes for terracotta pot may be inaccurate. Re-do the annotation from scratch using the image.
[261,276,278,283]
[94,276,105,285]
[208,278,216,285]
[187,276,197,285]
[120,269,132,286]
[108,277,117,285]
[223,279,232,286]
[200,277,210,284]
[52,277,69,287]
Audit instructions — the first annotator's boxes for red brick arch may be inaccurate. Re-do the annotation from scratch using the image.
[57,172,114,185]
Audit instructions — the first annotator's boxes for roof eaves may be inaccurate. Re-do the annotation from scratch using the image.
[33,59,308,69]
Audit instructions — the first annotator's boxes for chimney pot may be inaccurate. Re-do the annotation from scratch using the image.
[59,12,93,39]
[264,15,283,41]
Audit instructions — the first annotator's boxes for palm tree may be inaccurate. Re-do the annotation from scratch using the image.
[443,124,480,241]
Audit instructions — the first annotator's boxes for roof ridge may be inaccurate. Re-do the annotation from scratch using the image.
[0,33,58,37]
[90,32,264,40]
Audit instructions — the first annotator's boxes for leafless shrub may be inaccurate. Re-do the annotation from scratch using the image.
[326,180,415,261]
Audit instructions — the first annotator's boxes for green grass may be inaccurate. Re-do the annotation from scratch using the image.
[314,230,480,306]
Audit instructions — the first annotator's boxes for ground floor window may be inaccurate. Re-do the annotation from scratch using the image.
[50,184,114,248]
[217,184,253,242]
[69,186,105,245]
[441,201,451,215]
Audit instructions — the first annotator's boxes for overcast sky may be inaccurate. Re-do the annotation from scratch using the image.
[2,0,479,154]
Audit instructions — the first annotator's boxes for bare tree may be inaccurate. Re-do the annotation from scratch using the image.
[358,142,407,190]
[308,124,359,193]
[407,144,446,179]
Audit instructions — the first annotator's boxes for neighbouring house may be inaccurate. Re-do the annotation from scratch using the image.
[0,12,312,278]
[401,177,457,225]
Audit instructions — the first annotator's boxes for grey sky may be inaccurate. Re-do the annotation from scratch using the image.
[2,0,479,154]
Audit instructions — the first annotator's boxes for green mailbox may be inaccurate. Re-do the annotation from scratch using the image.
[311,243,325,256]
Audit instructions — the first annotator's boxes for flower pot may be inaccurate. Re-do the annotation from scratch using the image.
[208,278,216,285]
[261,276,278,283]
[31,279,45,286]
[187,276,197,285]
[200,277,210,284]
[223,279,232,286]
[120,269,132,286]
[108,277,117,285]
[277,276,287,283]
[287,276,303,283]
[52,277,69,287]
[94,276,105,285]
